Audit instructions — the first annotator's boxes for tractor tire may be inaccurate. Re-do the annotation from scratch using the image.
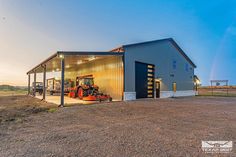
[39,91,43,95]
[78,87,86,100]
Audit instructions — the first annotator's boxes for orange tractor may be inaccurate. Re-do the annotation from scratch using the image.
[68,75,112,102]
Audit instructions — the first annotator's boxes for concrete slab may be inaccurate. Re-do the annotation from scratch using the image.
[35,94,96,105]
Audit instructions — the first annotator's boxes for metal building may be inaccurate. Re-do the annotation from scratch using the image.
[27,38,197,106]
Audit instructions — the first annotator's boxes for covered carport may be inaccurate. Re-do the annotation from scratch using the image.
[27,51,124,106]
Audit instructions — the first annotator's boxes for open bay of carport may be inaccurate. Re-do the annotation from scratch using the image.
[27,52,124,106]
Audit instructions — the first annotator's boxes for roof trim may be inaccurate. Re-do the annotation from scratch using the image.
[168,39,196,68]
[111,38,196,68]
[109,46,125,52]
[123,38,172,48]
[57,51,124,56]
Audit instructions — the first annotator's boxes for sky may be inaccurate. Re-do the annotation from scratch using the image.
[0,0,236,86]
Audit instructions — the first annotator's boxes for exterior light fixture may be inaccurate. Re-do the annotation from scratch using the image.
[88,56,96,61]
[196,80,201,85]
[155,78,162,81]
[194,75,201,85]
[77,60,82,64]
[59,54,64,59]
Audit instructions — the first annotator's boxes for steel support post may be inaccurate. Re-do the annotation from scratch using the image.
[28,74,31,95]
[43,65,46,100]
[60,58,65,107]
[33,71,36,96]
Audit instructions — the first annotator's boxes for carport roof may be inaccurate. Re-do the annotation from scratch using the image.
[27,51,124,74]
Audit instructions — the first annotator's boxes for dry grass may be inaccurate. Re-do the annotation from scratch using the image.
[198,87,236,97]
[0,90,27,96]
[0,96,56,125]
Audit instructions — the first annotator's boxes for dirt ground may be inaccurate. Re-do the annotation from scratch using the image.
[0,96,236,157]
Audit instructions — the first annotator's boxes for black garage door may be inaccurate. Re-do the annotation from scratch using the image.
[135,61,155,98]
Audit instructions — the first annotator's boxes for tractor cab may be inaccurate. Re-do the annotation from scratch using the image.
[75,75,98,91]
[76,76,94,86]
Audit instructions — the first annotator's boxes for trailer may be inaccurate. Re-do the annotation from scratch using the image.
[47,78,74,95]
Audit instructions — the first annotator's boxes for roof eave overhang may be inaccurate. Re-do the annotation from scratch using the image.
[26,53,57,74]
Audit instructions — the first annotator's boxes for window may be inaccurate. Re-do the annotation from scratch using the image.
[172,60,177,69]
[185,63,189,72]
[170,74,174,77]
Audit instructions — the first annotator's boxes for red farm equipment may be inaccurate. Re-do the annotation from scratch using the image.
[68,75,112,102]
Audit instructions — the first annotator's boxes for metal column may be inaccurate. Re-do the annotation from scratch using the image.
[43,65,46,100]
[60,57,65,107]
[33,71,36,96]
[28,74,31,95]
[211,81,213,96]
[122,55,125,100]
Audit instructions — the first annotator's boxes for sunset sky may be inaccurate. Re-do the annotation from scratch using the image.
[0,0,236,86]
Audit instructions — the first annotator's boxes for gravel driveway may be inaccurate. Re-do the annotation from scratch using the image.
[0,96,236,157]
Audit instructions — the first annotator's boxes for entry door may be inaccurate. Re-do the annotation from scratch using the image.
[135,62,154,98]
[156,81,160,98]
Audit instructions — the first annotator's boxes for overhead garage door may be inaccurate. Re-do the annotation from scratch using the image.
[135,61,155,98]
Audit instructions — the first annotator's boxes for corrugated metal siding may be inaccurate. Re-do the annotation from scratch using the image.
[65,56,123,101]
[124,41,194,92]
